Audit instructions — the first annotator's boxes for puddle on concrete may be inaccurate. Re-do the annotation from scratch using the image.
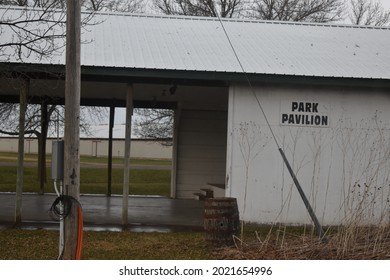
[0,222,202,233]
[128,226,172,233]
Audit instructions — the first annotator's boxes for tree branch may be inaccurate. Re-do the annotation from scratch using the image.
[0,128,40,137]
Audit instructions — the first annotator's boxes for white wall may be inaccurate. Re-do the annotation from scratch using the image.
[0,138,172,159]
[227,83,390,226]
[175,109,227,199]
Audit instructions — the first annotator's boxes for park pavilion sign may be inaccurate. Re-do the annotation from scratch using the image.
[280,100,329,127]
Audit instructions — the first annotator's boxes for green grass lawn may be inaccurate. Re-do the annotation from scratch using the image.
[0,152,171,196]
[0,225,306,260]
[0,229,213,260]
[0,225,345,260]
[0,166,171,196]
[0,152,172,166]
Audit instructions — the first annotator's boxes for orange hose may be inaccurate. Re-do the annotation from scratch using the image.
[75,206,83,260]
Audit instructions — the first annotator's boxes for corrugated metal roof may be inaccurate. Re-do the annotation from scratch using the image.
[1,7,390,80]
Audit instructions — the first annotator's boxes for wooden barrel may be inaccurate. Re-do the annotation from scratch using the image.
[204,197,240,246]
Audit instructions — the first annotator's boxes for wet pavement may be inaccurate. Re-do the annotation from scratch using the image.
[0,193,205,232]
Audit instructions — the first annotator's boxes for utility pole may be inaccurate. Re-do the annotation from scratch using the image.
[63,0,81,259]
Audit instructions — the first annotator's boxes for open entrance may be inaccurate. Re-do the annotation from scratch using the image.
[174,109,228,200]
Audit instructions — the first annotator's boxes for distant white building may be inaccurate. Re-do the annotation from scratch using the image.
[0,137,172,159]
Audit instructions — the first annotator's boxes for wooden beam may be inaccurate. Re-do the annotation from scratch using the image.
[63,0,81,260]
[0,94,177,109]
[15,77,29,225]
[122,85,133,227]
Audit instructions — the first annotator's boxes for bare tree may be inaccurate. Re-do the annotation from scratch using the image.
[86,0,145,13]
[349,0,390,26]
[0,93,107,193]
[1,3,72,193]
[1,2,66,193]
[250,0,345,22]
[0,97,58,194]
[133,108,174,145]
[0,0,146,61]
[0,2,67,61]
[152,0,246,18]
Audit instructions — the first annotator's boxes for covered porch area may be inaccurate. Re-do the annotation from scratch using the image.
[0,192,204,231]
[0,67,230,227]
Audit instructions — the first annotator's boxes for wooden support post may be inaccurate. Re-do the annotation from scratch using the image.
[107,103,115,196]
[122,85,133,227]
[63,0,81,259]
[38,98,48,194]
[170,105,181,198]
[15,77,29,225]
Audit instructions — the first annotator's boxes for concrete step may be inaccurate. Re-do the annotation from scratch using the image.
[200,188,214,198]
[193,192,207,201]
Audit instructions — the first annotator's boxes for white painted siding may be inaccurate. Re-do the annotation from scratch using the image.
[176,110,227,199]
[227,83,390,226]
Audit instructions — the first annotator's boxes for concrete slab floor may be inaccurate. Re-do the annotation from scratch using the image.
[0,193,205,233]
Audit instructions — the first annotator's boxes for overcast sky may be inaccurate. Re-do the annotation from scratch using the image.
[379,0,390,10]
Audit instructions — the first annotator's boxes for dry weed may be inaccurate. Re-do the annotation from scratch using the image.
[213,226,390,260]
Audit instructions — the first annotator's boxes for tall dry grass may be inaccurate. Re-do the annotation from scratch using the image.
[214,223,390,260]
